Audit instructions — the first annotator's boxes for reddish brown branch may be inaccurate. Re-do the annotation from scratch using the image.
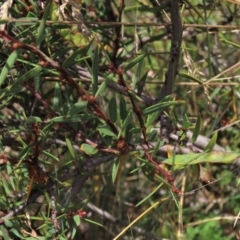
[0,30,119,137]
[109,63,148,146]
[144,150,180,194]
[25,84,119,155]
[158,0,182,101]
[112,0,125,66]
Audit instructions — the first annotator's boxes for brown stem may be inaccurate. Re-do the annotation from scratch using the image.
[0,30,119,137]
[158,0,182,101]
[112,0,125,66]
[144,150,180,194]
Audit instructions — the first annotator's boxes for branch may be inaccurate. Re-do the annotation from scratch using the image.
[158,0,182,101]
[0,154,115,222]
[0,30,119,137]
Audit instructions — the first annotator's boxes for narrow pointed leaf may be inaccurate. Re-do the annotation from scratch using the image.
[132,55,144,89]
[178,71,204,85]
[108,97,117,122]
[80,143,98,155]
[25,116,42,124]
[67,101,88,115]
[0,19,9,25]
[97,125,117,137]
[36,1,51,47]
[92,46,99,95]
[11,66,42,88]
[163,151,240,169]
[191,114,202,142]
[50,114,91,123]
[62,47,88,69]
[204,131,218,152]
[220,37,240,48]
[119,112,133,137]
[95,76,111,97]
[66,137,76,158]
[124,53,147,72]
[143,100,184,115]
[137,70,148,96]
[146,111,161,128]
[0,50,18,86]
[119,96,127,121]
[112,159,120,183]
[53,82,62,113]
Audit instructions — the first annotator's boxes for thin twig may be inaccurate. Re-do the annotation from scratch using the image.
[7,19,240,30]
[158,0,182,101]
[0,30,119,137]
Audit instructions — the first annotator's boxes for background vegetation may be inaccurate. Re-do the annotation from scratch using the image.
[0,0,240,239]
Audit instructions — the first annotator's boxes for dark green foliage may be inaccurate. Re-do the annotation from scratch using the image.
[0,0,240,239]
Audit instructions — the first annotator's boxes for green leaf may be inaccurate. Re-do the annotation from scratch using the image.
[25,237,45,240]
[135,183,162,207]
[143,100,184,115]
[191,114,202,142]
[67,101,88,115]
[52,46,75,59]
[34,74,40,92]
[66,137,76,158]
[18,145,32,161]
[1,226,10,240]
[9,228,23,238]
[0,19,9,25]
[0,86,25,99]
[92,45,99,95]
[220,37,240,49]
[182,0,207,23]
[132,54,144,89]
[49,2,59,21]
[137,70,148,96]
[97,125,117,137]
[36,1,51,47]
[95,76,111,97]
[25,116,42,124]
[147,130,157,142]
[119,96,127,121]
[71,226,77,239]
[153,139,165,155]
[124,53,147,72]
[119,112,133,137]
[80,143,98,155]
[11,66,42,88]
[83,218,103,227]
[182,114,191,129]
[112,159,120,183]
[14,17,38,26]
[3,219,13,227]
[50,114,84,123]
[129,128,141,134]
[146,111,161,128]
[71,32,89,47]
[42,151,59,162]
[102,135,113,146]
[0,50,18,87]
[204,131,218,152]
[73,215,81,226]
[178,71,204,85]
[108,97,117,122]
[163,151,240,170]
[53,82,62,113]
[62,46,88,69]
